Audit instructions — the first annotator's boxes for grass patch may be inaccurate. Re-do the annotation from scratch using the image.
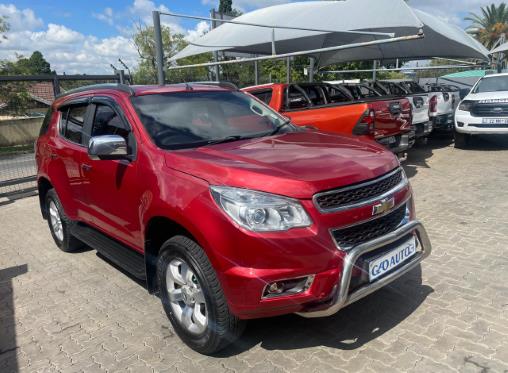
[0,144,34,155]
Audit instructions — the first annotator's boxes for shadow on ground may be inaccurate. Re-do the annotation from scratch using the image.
[0,264,28,373]
[219,265,432,356]
[403,133,453,179]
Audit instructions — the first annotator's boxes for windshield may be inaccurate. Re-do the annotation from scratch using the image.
[131,91,289,150]
[473,76,508,93]
[402,82,426,94]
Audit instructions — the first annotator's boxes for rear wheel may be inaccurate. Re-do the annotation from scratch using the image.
[157,236,245,355]
[454,131,471,149]
[45,189,83,252]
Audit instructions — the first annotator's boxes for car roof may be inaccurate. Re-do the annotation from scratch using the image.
[482,72,508,79]
[56,82,236,101]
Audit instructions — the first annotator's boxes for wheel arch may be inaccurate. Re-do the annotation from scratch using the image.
[144,216,195,294]
[37,177,53,219]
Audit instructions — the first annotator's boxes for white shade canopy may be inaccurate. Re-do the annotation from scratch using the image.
[491,41,508,54]
[170,0,489,67]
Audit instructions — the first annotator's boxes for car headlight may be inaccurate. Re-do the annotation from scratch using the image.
[210,186,312,232]
[458,100,474,112]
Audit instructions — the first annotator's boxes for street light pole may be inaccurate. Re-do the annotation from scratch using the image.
[153,11,165,85]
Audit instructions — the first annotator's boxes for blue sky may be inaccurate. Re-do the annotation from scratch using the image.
[0,0,504,74]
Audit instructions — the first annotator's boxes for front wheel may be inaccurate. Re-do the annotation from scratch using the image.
[45,189,83,252]
[157,236,245,354]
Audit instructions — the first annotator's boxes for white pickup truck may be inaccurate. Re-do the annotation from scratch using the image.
[425,84,459,131]
[455,73,508,148]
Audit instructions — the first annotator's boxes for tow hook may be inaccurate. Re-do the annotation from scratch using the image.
[398,152,408,162]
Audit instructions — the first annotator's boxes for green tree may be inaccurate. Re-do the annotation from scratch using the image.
[0,15,8,43]
[218,0,233,13]
[0,51,52,75]
[466,3,508,49]
[131,23,212,84]
[218,0,241,16]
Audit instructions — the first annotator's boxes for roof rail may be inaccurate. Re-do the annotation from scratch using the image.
[185,81,239,90]
[56,83,135,99]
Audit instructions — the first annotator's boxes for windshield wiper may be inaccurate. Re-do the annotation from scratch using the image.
[270,119,293,136]
[205,135,250,146]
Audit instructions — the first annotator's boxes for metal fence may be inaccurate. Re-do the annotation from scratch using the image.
[0,73,127,201]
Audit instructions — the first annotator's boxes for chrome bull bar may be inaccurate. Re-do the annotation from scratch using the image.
[297,220,431,318]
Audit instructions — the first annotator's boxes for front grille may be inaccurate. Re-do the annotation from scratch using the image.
[315,168,404,212]
[331,203,407,249]
[472,103,508,117]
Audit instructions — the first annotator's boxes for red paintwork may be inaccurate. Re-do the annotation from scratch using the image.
[242,83,413,145]
[36,85,410,319]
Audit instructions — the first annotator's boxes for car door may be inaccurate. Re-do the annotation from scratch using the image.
[80,97,142,249]
[47,100,92,220]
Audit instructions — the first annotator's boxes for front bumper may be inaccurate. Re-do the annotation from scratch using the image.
[296,220,431,318]
[455,110,508,135]
[431,113,454,131]
[414,121,433,138]
[378,131,416,154]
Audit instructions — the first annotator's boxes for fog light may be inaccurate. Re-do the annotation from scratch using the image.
[457,122,464,127]
[262,275,315,299]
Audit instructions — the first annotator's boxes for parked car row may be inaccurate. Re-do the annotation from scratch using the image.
[243,79,460,156]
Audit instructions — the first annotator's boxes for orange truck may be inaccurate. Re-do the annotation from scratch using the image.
[242,83,414,153]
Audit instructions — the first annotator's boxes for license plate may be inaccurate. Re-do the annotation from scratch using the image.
[368,237,417,281]
[482,118,508,125]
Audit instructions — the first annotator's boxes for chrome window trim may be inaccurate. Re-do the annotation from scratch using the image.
[313,167,407,214]
[329,197,411,251]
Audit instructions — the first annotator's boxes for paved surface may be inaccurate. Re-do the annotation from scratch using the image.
[1,135,508,372]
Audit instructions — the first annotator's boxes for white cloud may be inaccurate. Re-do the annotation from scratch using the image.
[0,4,138,74]
[0,3,43,31]
[93,7,114,26]
[186,21,210,42]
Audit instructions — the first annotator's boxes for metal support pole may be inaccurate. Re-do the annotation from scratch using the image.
[271,29,276,55]
[211,9,220,80]
[286,57,291,84]
[153,11,165,85]
[118,70,125,84]
[372,60,377,81]
[52,76,61,96]
[254,60,259,85]
[309,57,315,82]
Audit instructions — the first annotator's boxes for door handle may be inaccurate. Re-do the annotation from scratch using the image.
[50,153,58,159]
[81,164,92,172]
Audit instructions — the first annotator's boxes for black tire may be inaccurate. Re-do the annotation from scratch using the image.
[415,136,428,146]
[157,235,245,354]
[454,131,471,149]
[45,189,83,252]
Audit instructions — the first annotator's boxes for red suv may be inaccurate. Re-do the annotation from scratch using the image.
[36,83,431,354]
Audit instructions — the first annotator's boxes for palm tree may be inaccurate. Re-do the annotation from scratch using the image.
[465,3,508,49]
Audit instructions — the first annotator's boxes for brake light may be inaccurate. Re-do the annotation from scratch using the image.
[353,109,376,136]
[429,95,438,113]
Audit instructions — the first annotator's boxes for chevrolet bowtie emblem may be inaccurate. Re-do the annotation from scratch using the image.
[372,197,395,216]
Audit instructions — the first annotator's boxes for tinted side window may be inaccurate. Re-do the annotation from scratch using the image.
[39,108,53,136]
[60,104,87,144]
[251,90,273,105]
[91,104,129,140]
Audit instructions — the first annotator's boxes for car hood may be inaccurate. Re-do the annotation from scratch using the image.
[164,131,399,199]
[466,91,508,101]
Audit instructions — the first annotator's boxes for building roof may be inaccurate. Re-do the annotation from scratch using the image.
[442,70,486,78]
[27,82,56,105]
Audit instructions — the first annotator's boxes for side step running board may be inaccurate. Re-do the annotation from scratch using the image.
[71,223,146,280]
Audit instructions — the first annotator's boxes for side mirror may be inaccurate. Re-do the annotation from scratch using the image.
[88,135,128,160]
